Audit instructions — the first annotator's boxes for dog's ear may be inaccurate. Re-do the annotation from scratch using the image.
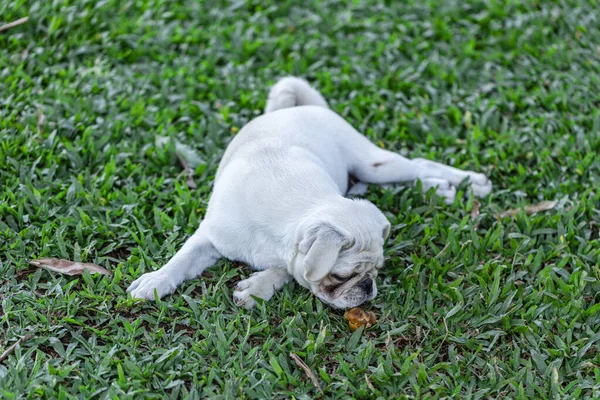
[299,224,346,283]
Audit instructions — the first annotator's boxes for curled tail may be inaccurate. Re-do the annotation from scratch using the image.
[264,77,329,113]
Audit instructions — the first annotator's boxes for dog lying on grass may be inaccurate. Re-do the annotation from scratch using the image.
[128,77,492,309]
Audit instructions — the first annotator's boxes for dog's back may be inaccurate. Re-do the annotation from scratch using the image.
[214,78,348,188]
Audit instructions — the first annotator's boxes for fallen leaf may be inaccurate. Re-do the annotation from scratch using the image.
[498,200,557,218]
[29,258,112,276]
[470,199,481,220]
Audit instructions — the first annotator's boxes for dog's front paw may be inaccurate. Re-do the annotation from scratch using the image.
[233,279,260,309]
[127,271,176,300]
[233,274,274,310]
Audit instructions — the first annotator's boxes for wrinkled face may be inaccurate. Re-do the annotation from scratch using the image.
[313,255,383,309]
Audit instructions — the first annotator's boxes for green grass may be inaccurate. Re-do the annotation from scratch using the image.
[1,0,600,398]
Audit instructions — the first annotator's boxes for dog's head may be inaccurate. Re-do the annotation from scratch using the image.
[292,199,391,309]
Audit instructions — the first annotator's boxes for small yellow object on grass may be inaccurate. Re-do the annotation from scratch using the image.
[344,307,377,332]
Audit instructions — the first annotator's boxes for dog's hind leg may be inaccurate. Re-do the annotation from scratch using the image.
[233,268,292,309]
[127,223,222,300]
[341,134,492,204]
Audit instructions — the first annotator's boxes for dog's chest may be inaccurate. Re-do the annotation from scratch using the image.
[209,224,287,270]
[229,243,285,271]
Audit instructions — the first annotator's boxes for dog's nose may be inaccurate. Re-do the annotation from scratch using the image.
[360,278,373,294]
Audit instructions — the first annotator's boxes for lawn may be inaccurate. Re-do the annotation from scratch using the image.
[1,0,600,398]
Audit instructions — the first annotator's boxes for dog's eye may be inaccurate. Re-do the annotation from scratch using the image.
[331,274,353,281]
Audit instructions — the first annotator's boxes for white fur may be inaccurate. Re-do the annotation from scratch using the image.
[128,77,492,308]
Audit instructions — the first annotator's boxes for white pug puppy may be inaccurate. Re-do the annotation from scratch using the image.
[127,77,492,309]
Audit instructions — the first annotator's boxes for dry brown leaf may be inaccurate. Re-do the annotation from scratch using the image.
[470,199,481,220]
[498,200,557,218]
[470,199,482,230]
[290,352,322,393]
[29,258,112,276]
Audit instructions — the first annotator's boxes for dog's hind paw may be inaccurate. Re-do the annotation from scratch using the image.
[420,178,457,204]
[469,175,492,198]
